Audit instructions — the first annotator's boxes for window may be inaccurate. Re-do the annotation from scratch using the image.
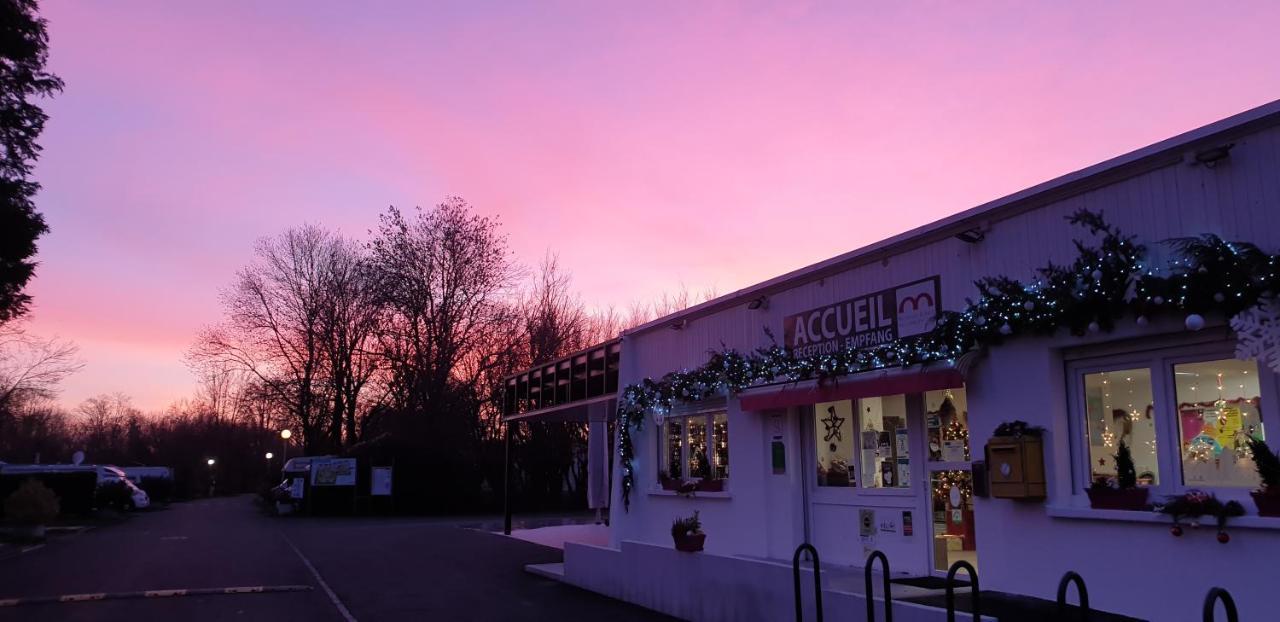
[660,410,729,483]
[1071,344,1274,496]
[1082,368,1160,486]
[858,394,911,489]
[1174,358,1264,488]
[925,389,970,463]
[816,400,855,487]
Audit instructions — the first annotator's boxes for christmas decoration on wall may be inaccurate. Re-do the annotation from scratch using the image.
[616,210,1280,509]
[1156,489,1245,543]
[1231,296,1280,374]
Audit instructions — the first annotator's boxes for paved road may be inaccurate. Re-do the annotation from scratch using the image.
[0,497,674,622]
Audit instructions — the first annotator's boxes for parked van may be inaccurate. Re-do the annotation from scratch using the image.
[0,464,150,510]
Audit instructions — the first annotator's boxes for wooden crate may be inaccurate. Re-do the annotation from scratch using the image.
[985,436,1046,500]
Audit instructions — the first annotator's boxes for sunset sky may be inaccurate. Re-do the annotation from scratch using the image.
[26,1,1280,411]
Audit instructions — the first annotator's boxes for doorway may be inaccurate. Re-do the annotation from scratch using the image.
[924,387,978,575]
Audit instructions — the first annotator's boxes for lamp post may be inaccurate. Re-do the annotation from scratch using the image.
[280,429,292,466]
[206,458,217,497]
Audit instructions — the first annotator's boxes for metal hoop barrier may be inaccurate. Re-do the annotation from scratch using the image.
[1056,571,1090,621]
[792,543,823,622]
[945,560,980,622]
[864,550,893,622]
[1202,587,1238,622]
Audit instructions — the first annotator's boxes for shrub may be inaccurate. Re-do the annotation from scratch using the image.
[4,479,60,525]
[671,510,702,538]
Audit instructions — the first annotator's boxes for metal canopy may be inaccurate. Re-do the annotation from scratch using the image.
[501,339,621,422]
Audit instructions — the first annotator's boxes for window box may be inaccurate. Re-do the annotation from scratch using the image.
[1251,491,1280,517]
[985,435,1046,500]
[696,478,725,493]
[659,476,682,492]
[1085,486,1150,511]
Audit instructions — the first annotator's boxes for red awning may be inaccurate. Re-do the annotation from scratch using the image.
[738,366,964,411]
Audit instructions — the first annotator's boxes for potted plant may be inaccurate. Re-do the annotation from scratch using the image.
[1247,438,1280,516]
[3,479,60,542]
[696,478,725,493]
[1086,441,1150,510]
[671,510,705,552]
[1157,489,1245,542]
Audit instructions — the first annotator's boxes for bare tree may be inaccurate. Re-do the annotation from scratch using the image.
[0,321,82,414]
[366,199,519,416]
[317,235,381,446]
[191,225,333,452]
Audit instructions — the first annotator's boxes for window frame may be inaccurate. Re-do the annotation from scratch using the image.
[809,394,919,500]
[1067,339,1279,505]
[657,408,729,485]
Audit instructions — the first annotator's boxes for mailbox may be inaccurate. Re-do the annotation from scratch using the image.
[985,436,1046,500]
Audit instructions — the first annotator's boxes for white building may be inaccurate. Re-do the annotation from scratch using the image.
[509,100,1280,621]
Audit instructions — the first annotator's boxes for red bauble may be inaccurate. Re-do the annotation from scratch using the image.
[1170,525,1183,537]
[1217,531,1230,544]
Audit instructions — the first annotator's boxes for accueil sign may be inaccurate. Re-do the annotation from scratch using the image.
[784,276,942,358]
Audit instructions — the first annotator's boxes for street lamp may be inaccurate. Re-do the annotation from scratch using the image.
[280,429,292,464]
[206,458,217,497]
[207,458,216,466]
[265,452,274,460]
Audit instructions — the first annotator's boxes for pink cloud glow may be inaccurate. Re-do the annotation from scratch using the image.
[28,1,1280,410]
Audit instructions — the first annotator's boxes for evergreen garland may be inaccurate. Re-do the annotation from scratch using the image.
[617,210,1280,509]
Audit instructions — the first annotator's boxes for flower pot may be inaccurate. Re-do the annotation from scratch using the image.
[696,479,725,493]
[1251,490,1280,517]
[660,478,681,491]
[1086,487,1150,510]
[673,532,706,552]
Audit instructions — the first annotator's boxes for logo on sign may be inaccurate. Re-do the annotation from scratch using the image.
[783,276,942,358]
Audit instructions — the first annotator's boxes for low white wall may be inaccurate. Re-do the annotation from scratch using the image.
[565,541,989,622]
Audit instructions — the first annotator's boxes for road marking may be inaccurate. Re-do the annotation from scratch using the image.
[19,544,45,554]
[282,534,358,622]
[0,585,311,608]
[160,536,188,540]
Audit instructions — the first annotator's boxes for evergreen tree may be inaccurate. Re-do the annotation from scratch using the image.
[0,0,63,323]
[1115,440,1137,489]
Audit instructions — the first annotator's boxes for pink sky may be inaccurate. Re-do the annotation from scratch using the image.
[27,1,1280,411]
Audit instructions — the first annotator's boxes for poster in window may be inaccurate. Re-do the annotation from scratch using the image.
[880,460,895,487]
[942,440,966,463]
[896,458,910,487]
[895,428,910,456]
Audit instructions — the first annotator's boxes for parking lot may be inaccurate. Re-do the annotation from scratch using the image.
[0,496,671,621]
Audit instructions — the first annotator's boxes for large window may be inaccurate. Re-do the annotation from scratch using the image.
[925,389,970,463]
[1071,344,1272,495]
[660,410,729,483]
[859,395,911,489]
[1083,368,1160,486]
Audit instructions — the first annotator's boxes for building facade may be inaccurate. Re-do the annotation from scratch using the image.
[553,101,1280,621]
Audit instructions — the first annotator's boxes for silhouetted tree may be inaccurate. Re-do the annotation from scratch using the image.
[0,0,62,324]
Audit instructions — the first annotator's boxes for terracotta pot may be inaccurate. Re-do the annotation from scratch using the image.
[673,532,706,552]
[660,477,681,491]
[1086,487,1150,510]
[696,479,725,493]
[1251,490,1280,517]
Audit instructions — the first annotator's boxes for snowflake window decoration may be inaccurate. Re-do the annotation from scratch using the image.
[1232,296,1280,374]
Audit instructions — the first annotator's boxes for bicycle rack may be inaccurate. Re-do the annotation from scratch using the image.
[1056,571,1090,621]
[792,543,823,622]
[864,550,893,622]
[945,560,980,622]
[1202,587,1238,622]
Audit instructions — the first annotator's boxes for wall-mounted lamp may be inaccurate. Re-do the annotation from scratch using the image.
[746,296,770,311]
[1193,143,1234,168]
[954,228,986,244]
[670,319,688,330]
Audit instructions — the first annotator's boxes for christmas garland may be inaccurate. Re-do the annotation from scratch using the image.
[617,210,1280,509]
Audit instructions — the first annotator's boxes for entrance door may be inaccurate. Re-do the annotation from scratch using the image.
[924,388,977,575]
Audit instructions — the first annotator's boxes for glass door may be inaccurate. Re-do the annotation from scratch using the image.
[924,388,977,575]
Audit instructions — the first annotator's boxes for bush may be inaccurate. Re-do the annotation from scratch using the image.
[671,510,702,538]
[4,479,60,525]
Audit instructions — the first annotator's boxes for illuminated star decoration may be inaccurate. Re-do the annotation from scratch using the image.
[821,407,846,442]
